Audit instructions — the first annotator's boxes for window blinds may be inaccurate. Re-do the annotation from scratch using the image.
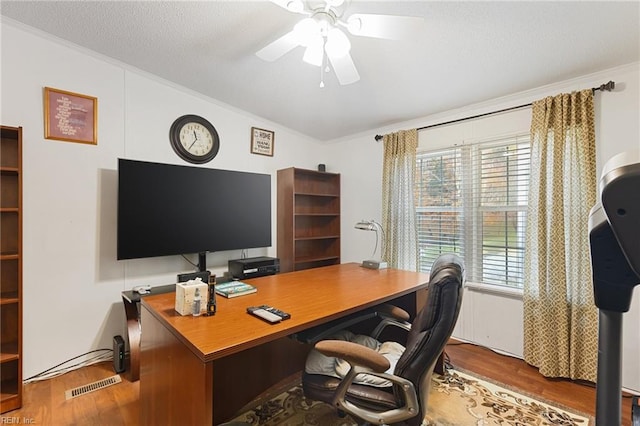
[416,134,530,288]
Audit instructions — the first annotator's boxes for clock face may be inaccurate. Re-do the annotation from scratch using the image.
[170,115,220,164]
[179,122,214,156]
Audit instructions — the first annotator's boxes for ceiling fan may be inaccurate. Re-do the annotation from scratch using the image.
[256,0,424,87]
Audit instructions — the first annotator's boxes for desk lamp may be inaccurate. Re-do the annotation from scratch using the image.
[588,150,640,425]
[355,219,387,269]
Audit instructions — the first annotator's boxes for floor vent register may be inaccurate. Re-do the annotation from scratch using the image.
[64,375,122,400]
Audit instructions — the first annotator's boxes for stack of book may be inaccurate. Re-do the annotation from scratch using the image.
[215,281,257,298]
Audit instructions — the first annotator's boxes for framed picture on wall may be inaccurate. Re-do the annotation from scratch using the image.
[250,127,274,156]
[44,87,98,145]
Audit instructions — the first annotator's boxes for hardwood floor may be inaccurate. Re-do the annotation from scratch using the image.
[3,340,635,425]
[5,363,139,426]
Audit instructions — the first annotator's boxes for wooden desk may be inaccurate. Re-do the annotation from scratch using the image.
[139,263,429,425]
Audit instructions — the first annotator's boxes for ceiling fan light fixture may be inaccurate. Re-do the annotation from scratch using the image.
[303,35,324,66]
[293,18,320,46]
[325,27,351,58]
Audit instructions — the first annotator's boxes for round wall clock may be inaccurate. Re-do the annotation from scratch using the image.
[169,114,220,164]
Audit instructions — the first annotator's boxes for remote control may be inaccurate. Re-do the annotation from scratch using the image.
[258,305,291,320]
[247,306,282,324]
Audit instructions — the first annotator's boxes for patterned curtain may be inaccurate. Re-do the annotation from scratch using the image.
[523,89,598,382]
[381,129,419,271]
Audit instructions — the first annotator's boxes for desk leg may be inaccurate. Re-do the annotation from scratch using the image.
[122,295,141,381]
[140,305,214,425]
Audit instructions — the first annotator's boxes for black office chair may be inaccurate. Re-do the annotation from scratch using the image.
[302,254,465,426]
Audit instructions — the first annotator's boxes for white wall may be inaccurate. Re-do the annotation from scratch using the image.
[1,20,327,378]
[330,62,640,392]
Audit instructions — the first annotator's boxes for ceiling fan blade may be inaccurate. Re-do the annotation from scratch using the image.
[327,51,360,85]
[346,14,424,40]
[268,0,306,14]
[256,31,299,62]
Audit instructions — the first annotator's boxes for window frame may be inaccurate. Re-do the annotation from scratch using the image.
[415,133,530,290]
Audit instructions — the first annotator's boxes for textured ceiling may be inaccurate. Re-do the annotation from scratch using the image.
[2,1,639,141]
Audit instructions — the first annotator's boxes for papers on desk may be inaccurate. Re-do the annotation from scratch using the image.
[215,281,257,298]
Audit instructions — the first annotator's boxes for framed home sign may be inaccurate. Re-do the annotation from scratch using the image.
[44,87,98,145]
[250,127,274,156]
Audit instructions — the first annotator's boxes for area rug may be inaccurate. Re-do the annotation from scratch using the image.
[228,369,592,425]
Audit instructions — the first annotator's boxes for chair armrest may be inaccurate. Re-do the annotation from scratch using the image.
[315,339,420,424]
[292,305,409,344]
[336,370,419,425]
[377,304,410,322]
[371,304,412,340]
[314,340,390,373]
[291,310,377,344]
[321,346,419,425]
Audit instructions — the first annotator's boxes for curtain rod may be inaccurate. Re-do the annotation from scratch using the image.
[374,80,616,141]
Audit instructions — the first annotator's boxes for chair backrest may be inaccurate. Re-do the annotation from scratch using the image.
[393,253,465,421]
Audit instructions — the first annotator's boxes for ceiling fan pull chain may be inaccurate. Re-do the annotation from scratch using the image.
[320,50,326,88]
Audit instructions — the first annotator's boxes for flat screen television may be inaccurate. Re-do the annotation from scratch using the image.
[117,159,271,268]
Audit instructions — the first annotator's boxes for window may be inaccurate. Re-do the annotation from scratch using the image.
[415,134,530,288]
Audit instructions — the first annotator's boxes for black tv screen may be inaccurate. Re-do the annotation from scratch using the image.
[117,159,272,260]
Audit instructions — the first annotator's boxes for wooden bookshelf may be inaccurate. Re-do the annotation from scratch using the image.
[277,167,341,273]
[1,125,22,413]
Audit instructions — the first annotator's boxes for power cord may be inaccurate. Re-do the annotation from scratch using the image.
[181,254,199,269]
[24,349,113,384]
